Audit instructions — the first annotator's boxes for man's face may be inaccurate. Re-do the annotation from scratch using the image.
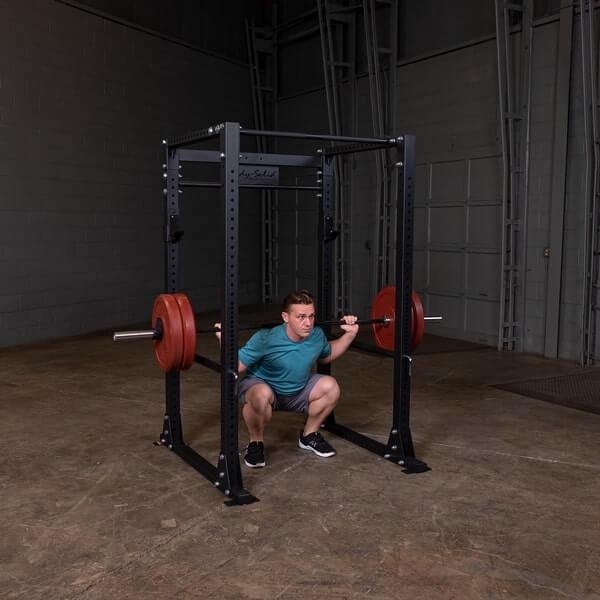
[282,303,315,340]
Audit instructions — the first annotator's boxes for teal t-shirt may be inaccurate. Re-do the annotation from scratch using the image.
[238,324,331,395]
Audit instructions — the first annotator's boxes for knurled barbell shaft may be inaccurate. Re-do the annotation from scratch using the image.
[112,316,443,341]
[318,317,390,327]
[202,316,442,332]
[197,316,392,334]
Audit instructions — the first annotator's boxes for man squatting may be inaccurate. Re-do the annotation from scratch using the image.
[215,289,358,467]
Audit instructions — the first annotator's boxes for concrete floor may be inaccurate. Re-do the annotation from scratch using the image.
[2,311,600,599]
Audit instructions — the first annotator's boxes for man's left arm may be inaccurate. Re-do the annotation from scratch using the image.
[319,315,359,363]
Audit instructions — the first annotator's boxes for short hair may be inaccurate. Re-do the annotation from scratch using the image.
[282,289,315,312]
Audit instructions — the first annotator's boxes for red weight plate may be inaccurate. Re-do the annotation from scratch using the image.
[152,294,184,372]
[411,291,425,350]
[174,293,197,370]
[371,286,396,351]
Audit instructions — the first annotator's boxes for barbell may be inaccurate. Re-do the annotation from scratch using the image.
[113,288,442,372]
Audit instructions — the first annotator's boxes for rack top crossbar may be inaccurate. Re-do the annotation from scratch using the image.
[167,123,400,149]
[240,128,397,145]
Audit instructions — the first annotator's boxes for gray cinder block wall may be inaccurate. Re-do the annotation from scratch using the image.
[560,19,590,361]
[526,21,559,356]
[390,40,502,347]
[0,0,260,347]
[396,14,593,361]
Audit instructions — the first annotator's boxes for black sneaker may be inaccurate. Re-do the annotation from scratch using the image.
[244,441,266,468]
[298,431,336,457]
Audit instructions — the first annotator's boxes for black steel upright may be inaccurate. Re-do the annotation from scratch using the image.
[158,126,256,506]
[317,153,335,403]
[217,123,256,504]
[161,147,184,449]
[387,136,429,472]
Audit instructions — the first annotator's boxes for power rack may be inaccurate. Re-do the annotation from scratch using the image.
[159,122,429,506]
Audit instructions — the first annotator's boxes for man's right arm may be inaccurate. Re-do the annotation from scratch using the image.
[214,322,249,374]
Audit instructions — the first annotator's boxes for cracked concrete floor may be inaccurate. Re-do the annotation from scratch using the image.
[1,318,600,599]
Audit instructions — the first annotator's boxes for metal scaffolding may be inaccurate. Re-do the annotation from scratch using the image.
[579,0,600,365]
[317,0,358,314]
[250,1,400,312]
[246,18,279,303]
[495,0,533,351]
[316,0,399,310]
[363,0,399,295]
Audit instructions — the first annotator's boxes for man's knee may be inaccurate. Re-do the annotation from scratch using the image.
[315,376,340,404]
[246,383,274,413]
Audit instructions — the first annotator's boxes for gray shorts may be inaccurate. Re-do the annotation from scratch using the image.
[238,374,323,413]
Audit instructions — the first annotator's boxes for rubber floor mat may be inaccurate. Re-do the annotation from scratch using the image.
[495,369,600,415]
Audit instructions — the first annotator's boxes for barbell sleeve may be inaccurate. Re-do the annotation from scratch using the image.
[425,316,443,321]
[113,329,158,342]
